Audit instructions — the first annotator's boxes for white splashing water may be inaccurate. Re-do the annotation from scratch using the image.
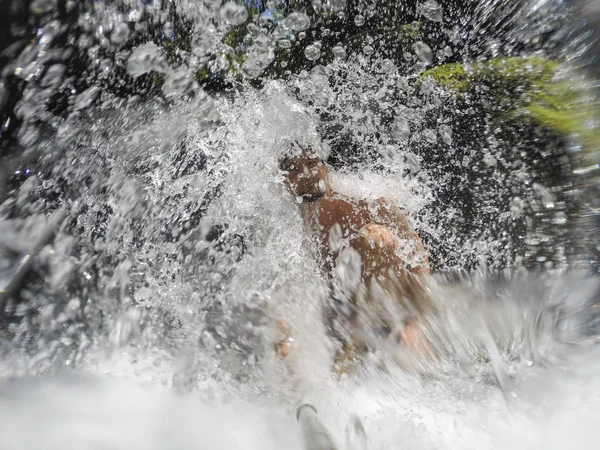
[1,0,599,449]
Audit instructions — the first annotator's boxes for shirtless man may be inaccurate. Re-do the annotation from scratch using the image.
[275,144,434,373]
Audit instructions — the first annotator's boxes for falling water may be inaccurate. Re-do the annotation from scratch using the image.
[1,0,599,448]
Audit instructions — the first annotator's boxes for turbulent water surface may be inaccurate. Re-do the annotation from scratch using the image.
[1,0,600,449]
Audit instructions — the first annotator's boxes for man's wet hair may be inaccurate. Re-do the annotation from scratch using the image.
[278,142,321,172]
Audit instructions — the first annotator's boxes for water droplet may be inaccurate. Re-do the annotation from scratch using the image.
[110,307,141,348]
[304,44,321,61]
[510,197,526,218]
[405,152,421,171]
[532,183,555,209]
[392,117,410,142]
[220,2,248,25]
[127,43,165,77]
[362,45,374,55]
[439,124,452,145]
[278,39,292,49]
[336,247,362,293]
[162,68,197,99]
[73,86,101,111]
[283,12,311,31]
[328,223,344,252]
[380,59,396,74]
[551,211,568,225]
[332,45,347,59]
[448,25,461,45]
[246,23,261,36]
[413,41,433,66]
[329,0,347,11]
[423,128,437,144]
[354,14,365,26]
[110,22,130,44]
[39,63,65,88]
[418,0,443,22]
[242,44,275,78]
[201,330,217,351]
[163,22,174,38]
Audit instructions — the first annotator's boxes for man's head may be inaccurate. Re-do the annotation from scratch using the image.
[279,149,330,202]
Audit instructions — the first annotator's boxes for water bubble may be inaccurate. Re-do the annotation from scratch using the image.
[336,247,362,293]
[278,39,292,49]
[354,15,365,26]
[328,0,347,12]
[392,117,411,141]
[328,223,344,252]
[38,20,61,46]
[551,211,568,225]
[510,197,526,218]
[220,2,248,25]
[423,128,437,144]
[413,41,433,66]
[242,61,263,79]
[283,12,311,31]
[304,44,321,61]
[532,183,555,209]
[39,63,65,88]
[30,0,54,15]
[73,86,101,111]
[298,31,307,40]
[162,68,198,99]
[448,25,461,45]
[405,152,421,171]
[380,59,396,74]
[246,23,261,36]
[201,330,217,352]
[242,44,275,78]
[163,22,174,38]
[439,124,453,145]
[418,0,443,22]
[110,307,142,348]
[332,45,347,59]
[420,78,435,95]
[127,43,165,77]
[362,45,374,56]
[110,22,130,44]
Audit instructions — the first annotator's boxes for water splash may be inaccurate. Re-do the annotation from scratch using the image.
[0,0,599,448]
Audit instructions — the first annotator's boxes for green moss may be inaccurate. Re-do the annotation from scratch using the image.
[524,81,600,150]
[225,51,246,78]
[419,56,600,153]
[150,72,166,90]
[420,63,470,92]
[223,26,247,49]
[163,37,192,66]
[196,66,210,83]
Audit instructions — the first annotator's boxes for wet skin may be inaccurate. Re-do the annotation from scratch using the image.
[277,151,434,368]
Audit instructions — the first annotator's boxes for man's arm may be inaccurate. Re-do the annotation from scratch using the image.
[373,197,430,275]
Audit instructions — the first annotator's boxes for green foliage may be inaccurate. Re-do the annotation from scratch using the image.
[162,37,192,66]
[420,63,469,92]
[420,57,600,152]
